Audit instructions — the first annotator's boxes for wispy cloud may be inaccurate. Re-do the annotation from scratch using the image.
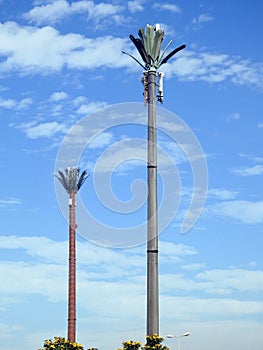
[128,0,144,13]
[231,164,263,176]
[0,97,32,110]
[23,0,124,26]
[17,121,67,139]
[165,50,263,90]
[208,188,239,200]
[212,200,263,224]
[153,3,181,14]
[226,112,241,121]
[0,22,262,90]
[0,22,129,74]
[192,13,214,28]
[0,198,21,208]
[0,235,262,349]
[75,100,107,115]
[87,131,114,149]
[196,268,263,293]
[49,91,69,102]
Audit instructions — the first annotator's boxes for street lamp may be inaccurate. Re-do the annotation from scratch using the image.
[167,332,190,350]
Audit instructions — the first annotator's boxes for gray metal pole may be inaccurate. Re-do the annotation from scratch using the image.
[68,191,76,342]
[147,69,159,335]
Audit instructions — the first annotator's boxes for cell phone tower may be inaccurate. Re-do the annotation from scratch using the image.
[123,24,186,336]
[56,167,88,342]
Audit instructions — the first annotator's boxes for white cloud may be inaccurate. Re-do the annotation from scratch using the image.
[49,91,69,101]
[164,50,263,89]
[226,112,241,121]
[1,235,262,350]
[182,263,206,271]
[24,0,72,24]
[153,3,181,14]
[128,0,144,13]
[196,268,263,293]
[0,97,32,110]
[0,197,21,207]
[24,0,124,25]
[20,121,67,139]
[208,188,239,200]
[192,13,214,26]
[212,200,263,224]
[0,22,129,74]
[87,131,114,149]
[0,22,262,90]
[231,164,263,176]
[76,101,107,115]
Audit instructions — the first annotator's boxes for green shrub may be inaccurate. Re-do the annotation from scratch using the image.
[38,337,84,350]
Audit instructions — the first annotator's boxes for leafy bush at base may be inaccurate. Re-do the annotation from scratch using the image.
[120,334,169,350]
[38,334,169,350]
[38,337,84,350]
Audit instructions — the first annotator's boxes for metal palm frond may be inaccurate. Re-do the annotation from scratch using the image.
[77,169,89,190]
[56,167,89,194]
[123,24,186,71]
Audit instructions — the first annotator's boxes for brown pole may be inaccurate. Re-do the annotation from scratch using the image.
[68,191,76,342]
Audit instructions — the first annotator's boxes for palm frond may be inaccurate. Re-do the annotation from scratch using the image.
[129,35,149,64]
[122,50,146,69]
[158,39,172,65]
[145,25,154,57]
[138,27,147,50]
[78,170,89,190]
[151,29,164,62]
[56,170,70,193]
[125,25,186,72]
[159,44,186,67]
[56,167,88,194]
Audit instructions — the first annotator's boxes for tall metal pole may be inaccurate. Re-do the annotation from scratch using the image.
[68,191,76,342]
[147,69,159,335]
[56,167,88,343]
[122,24,186,337]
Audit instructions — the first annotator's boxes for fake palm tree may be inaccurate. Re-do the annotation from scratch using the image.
[123,24,186,336]
[56,167,88,343]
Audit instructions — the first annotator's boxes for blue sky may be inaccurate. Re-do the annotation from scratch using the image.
[0,1,263,350]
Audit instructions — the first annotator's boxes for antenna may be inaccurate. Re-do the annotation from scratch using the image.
[141,70,148,105]
[157,72,164,103]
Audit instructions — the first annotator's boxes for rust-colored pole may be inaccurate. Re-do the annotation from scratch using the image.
[68,191,76,342]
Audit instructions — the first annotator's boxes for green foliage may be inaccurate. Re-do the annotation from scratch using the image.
[123,24,185,71]
[38,334,169,350]
[122,340,142,350]
[38,337,84,350]
[143,334,169,350]
[120,335,169,350]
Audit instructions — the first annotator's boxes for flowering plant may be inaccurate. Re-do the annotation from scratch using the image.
[38,337,84,350]
[122,340,142,350]
[143,334,169,350]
